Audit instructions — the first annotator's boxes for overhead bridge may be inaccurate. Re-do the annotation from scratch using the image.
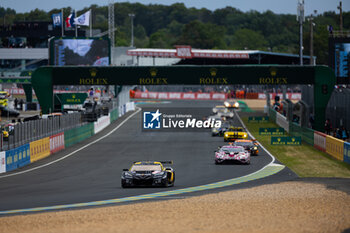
[32,65,336,131]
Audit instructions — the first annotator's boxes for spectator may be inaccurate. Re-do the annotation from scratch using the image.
[89,88,94,99]
[19,99,24,110]
[14,98,18,110]
[341,126,348,141]
[325,119,332,135]
[335,128,341,139]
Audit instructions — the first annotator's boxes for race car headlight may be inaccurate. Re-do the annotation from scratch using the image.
[254,146,258,150]
[123,172,133,178]
[212,128,218,132]
[224,102,230,107]
[153,172,167,178]
[243,134,247,138]
[234,102,239,107]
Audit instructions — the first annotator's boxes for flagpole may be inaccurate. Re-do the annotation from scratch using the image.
[75,9,78,37]
[61,9,64,37]
[90,9,92,37]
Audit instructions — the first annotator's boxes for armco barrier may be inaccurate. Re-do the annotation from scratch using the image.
[314,131,327,152]
[125,102,135,112]
[268,108,277,123]
[50,133,65,154]
[326,135,344,161]
[289,122,314,145]
[276,112,289,133]
[30,137,50,163]
[0,151,5,173]
[64,123,94,148]
[94,115,111,134]
[344,142,350,164]
[6,144,30,172]
[110,108,119,122]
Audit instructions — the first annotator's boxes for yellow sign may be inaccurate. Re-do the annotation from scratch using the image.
[30,137,51,163]
[326,135,344,161]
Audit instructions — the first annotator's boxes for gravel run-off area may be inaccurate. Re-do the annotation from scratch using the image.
[1,182,349,233]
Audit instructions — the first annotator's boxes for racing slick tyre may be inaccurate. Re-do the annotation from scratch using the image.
[170,172,175,187]
[121,181,127,188]
[163,179,169,188]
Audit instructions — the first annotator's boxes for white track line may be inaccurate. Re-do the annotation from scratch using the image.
[235,110,277,165]
[0,107,141,179]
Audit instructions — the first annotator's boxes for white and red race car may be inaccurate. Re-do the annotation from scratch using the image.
[214,145,250,165]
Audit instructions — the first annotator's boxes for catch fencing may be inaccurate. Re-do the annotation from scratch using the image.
[1,113,82,151]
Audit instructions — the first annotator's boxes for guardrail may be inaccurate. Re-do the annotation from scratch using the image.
[268,107,349,165]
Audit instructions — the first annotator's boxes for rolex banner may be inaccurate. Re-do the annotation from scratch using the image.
[271,136,301,145]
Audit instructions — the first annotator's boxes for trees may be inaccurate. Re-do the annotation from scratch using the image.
[177,20,226,49]
[0,3,346,64]
[229,29,267,50]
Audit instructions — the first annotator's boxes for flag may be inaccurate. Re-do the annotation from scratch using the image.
[65,11,75,28]
[74,10,90,26]
[52,13,62,28]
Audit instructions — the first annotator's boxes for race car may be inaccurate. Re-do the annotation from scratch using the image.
[233,139,259,156]
[211,121,232,136]
[212,106,234,118]
[121,161,175,188]
[224,127,248,142]
[224,99,239,109]
[215,145,250,164]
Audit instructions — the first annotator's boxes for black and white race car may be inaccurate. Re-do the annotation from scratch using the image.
[121,161,175,188]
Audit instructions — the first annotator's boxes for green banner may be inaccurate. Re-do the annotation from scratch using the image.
[64,123,94,148]
[0,78,30,84]
[248,116,269,123]
[259,127,284,135]
[271,136,301,145]
[56,93,88,105]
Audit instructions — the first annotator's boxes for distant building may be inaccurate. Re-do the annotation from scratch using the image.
[126,46,315,66]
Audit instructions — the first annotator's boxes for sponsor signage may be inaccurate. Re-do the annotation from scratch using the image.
[326,135,344,161]
[0,151,6,173]
[30,137,51,163]
[271,136,301,145]
[259,128,284,135]
[50,133,65,154]
[133,91,227,100]
[51,66,315,86]
[248,116,269,123]
[56,93,88,105]
[175,46,193,58]
[94,115,111,134]
[344,142,350,164]
[5,144,30,172]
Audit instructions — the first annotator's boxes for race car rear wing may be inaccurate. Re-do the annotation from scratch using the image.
[160,161,173,165]
[132,161,173,164]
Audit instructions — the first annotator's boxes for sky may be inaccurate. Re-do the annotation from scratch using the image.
[0,0,349,15]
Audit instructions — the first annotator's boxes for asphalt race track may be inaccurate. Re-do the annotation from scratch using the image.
[0,100,293,213]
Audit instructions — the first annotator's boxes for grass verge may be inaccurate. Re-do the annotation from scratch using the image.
[242,117,350,178]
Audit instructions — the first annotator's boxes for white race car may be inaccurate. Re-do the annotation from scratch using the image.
[214,145,250,165]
